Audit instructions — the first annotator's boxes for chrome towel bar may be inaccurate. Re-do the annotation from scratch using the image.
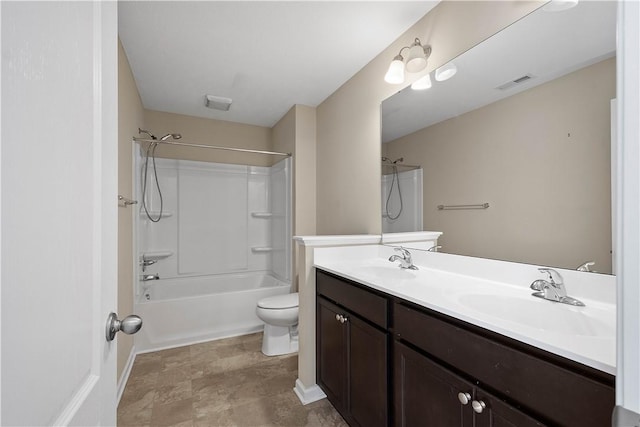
[437,203,489,210]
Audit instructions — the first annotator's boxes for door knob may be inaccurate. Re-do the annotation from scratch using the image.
[105,312,143,342]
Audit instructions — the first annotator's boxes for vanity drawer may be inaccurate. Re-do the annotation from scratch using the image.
[316,269,388,328]
[394,302,614,427]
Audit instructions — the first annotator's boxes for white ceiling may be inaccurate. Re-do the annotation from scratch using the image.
[119,1,439,128]
[382,1,617,143]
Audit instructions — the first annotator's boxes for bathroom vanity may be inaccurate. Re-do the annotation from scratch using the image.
[314,246,616,427]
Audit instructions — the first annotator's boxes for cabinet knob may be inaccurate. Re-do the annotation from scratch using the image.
[335,314,349,324]
[472,400,486,414]
[457,392,471,405]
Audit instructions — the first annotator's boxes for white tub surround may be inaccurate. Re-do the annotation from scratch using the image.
[135,157,292,351]
[293,235,381,405]
[314,245,616,375]
[137,158,291,283]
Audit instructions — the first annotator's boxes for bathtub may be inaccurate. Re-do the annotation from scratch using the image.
[134,272,291,352]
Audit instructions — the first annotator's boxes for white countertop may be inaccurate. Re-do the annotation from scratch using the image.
[313,245,616,375]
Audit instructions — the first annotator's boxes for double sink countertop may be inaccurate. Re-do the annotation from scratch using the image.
[313,244,616,375]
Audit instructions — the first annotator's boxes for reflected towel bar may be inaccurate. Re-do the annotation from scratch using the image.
[437,203,489,210]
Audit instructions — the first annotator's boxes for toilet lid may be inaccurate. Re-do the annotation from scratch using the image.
[257,292,299,309]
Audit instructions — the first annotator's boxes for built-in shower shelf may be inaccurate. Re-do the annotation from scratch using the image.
[251,212,273,218]
[251,247,274,253]
[142,251,174,261]
[139,211,174,219]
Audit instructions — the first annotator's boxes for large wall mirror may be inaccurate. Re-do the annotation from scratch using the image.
[381,1,616,274]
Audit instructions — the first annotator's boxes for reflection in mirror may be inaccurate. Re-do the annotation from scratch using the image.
[381,1,616,274]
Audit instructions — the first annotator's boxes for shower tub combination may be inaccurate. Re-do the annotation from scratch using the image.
[135,272,291,352]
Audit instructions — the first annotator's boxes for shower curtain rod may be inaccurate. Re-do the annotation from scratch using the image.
[132,137,291,157]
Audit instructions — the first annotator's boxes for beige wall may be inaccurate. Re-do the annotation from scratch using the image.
[117,40,144,382]
[273,105,317,289]
[384,58,615,273]
[143,110,274,167]
[315,1,543,235]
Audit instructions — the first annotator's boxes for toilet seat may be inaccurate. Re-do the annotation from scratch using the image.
[257,292,298,310]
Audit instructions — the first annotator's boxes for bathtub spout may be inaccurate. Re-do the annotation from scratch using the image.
[141,274,160,281]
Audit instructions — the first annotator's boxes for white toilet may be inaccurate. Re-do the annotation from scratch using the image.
[256,292,299,356]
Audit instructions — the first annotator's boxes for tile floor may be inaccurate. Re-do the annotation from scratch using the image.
[117,333,348,427]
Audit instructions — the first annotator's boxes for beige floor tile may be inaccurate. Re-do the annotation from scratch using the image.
[150,398,193,427]
[118,333,346,427]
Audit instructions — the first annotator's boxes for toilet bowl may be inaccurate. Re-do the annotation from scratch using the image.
[256,292,299,356]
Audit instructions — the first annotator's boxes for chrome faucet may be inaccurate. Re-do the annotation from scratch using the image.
[576,261,595,272]
[141,273,160,281]
[530,268,584,306]
[389,247,418,270]
[427,245,442,252]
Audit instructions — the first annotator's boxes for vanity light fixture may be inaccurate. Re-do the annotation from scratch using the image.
[435,62,457,82]
[384,38,432,84]
[411,73,432,91]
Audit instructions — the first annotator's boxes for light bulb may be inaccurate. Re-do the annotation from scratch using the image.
[384,56,405,84]
[405,43,427,73]
[411,73,432,90]
[435,63,457,82]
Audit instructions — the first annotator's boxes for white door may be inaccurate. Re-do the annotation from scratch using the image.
[1,2,119,425]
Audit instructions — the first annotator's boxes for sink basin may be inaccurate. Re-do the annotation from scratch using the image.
[456,293,612,337]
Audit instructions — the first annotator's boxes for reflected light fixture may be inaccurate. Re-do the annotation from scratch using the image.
[384,38,432,84]
[411,73,432,91]
[435,62,457,82]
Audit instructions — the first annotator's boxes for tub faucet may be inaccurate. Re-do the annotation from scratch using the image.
[141,258,157,272]
[141,274,160,281]
[389,247,418,270]
[530,268,584,306]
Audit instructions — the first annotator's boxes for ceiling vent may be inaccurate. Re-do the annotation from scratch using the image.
[205,94,232,111]
[496,74,535,91]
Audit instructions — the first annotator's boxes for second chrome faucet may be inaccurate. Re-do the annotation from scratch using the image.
[530,268,584,306]
[389,247,418,270]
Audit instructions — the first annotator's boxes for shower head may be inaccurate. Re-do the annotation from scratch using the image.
[160,133,182,141]
[138,128,157,140]
[393,157,404,164]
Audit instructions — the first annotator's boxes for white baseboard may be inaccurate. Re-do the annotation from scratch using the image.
[293,378,326,405]
[117,345,137,406]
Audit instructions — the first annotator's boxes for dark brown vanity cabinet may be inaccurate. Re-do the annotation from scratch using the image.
[316,269,615,427]
[317,270,388,427]
[394,341,543,427]
[394,302,615,427]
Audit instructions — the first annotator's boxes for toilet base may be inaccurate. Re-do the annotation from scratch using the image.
[261,324,298,356]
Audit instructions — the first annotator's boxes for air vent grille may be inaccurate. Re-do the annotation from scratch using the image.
[496,74,535,91]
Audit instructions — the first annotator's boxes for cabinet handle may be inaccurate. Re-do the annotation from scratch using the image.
[335,314,349,324]
[457,392,471,405]
[472,400,486,414]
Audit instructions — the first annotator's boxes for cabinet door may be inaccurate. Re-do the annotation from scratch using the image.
[317,297,348,411]
[472,388,546,427]
[349,315,388,427]
[394,341,472,427]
